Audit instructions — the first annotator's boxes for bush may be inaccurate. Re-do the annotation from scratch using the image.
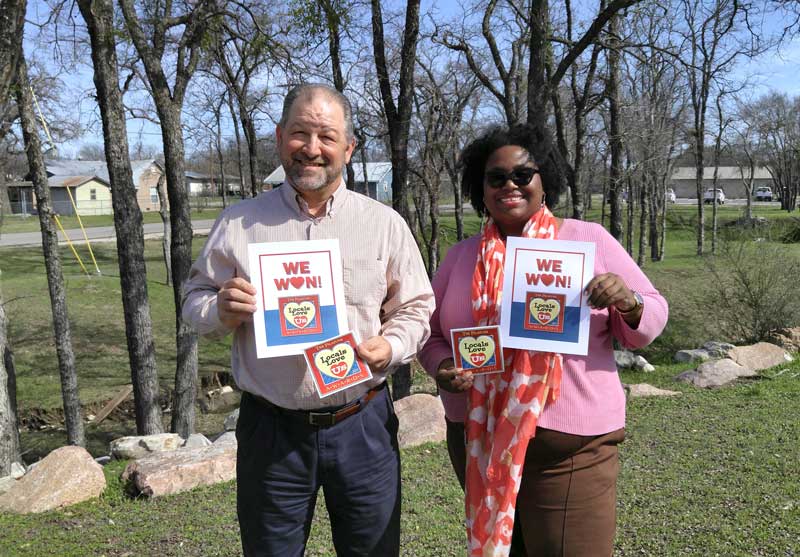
[705,238,800,343]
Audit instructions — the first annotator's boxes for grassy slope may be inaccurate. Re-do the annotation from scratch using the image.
[0,200,799,555]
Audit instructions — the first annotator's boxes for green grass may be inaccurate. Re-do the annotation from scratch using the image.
[0,360,797,556]
[1,199,799,555]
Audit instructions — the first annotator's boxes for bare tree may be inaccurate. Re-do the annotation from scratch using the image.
[0,0,26,474]
[76,0,163,434]
[15,50,84,446]
[118,0,217,437]
[370,0,420,399]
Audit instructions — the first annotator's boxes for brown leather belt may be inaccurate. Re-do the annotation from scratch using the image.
[247,382,386,428]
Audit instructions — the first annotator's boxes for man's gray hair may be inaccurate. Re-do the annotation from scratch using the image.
[279,83,354,142]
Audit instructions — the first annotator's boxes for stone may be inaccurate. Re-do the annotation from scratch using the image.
[0,446,106,513]
[702,341,735,358]
[767,327,800,353]
[182,433,212,449]
[728,342,793,371]
[213,431,237,446]
[394,394,446,449]
[224,408,240,431]
[633,355,655,372]
[121,443,236,498]
[674,349,711,363]
[675,358,757,388]
[614,350,637,369]
[110,433,183,460]
[94,456,111,466]
[624,383,681,398]
[200,386,241,414]
[9,462,25,479]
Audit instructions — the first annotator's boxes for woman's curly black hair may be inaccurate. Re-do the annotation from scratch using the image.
[459,123,564,217]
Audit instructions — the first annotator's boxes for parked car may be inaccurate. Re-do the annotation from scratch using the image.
[665,188,676,203]
[754,186,773,202]
[703,188,725,204]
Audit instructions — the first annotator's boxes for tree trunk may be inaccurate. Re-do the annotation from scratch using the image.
[16,54,85,446]
[227,93,248,198]
[77,0,163,435]
[606,14,624,241]
[156,105,198,438]
[156,174,172,285]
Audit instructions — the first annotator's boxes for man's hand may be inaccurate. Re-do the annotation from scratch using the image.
[434,358,474,393]
[357,336,393,372]
[217,277,257,329]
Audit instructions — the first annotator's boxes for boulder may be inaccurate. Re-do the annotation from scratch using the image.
[394,394,446,449]
[121,443,236,498]
[674,349,711,363]
[614,350,637,369]
[110,433,183,460]
[675,358,756,388]
[200,386,241,414]
[224,408,240,431]
[702,341,735,359]
[728,342,793,371]
[0,446,106,513]
[633,355,655,372]
[624,383,681,398]
[213,431,237,446]
[182,433,212,449]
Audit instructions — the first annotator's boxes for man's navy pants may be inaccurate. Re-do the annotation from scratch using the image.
[236,385,401,557]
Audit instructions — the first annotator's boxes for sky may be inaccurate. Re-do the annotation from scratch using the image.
[20,0,800,160]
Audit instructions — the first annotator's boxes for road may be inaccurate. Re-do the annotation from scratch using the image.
[0,219,217,247]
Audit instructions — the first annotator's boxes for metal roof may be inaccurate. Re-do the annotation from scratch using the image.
[264,162,392,184]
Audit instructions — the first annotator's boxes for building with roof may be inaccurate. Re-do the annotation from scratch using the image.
[8,159,165,215]
[668,153,775,199]
[185,170,242,196]
[263,162,393,203]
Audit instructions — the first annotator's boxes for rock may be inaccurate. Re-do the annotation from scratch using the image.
[624,383,681,398]
[121,443,236,498]
[94,456,111,466]
[9,462,25,479]
[767,327,800,353]
[213,431,237,446]
[633,355,655,372]
[224,408,239,431]
[0,476,15,496]
[393,394,446,449]
[0,446,106,513]
[110,433,183,460]
[182,433,212,449]
[675,358,757,388]
[702,341,735,358]
[674,349,711,363]
[728,342,793,371]
[200,386,241,414]
[614,350,637,369]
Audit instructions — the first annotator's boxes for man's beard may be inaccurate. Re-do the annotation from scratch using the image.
[286,160,341,192]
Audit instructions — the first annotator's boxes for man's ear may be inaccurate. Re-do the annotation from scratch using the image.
[275,125,283,147]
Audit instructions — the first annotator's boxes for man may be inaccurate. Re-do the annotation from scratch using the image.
[182,83,434,556]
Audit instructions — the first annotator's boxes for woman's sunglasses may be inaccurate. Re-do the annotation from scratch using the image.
[485,167,540,188]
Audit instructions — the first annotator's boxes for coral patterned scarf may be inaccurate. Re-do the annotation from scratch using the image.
[466,206,563,557]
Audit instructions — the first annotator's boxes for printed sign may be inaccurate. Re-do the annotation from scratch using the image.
[303,332,373,398]
[248,240,348,358]
[499,238,595,355]
[450,326,504,375]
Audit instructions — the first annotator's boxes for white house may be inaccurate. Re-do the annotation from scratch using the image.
[264,162,394,203]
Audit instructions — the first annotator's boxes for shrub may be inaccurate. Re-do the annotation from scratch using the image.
[705,238,800,343]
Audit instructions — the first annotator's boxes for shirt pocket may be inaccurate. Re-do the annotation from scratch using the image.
[343,257,388,307]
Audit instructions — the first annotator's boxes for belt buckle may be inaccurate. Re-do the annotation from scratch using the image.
[308,412,336,427]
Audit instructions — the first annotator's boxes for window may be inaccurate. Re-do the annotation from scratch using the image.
[90,188,97,201]
[150,187,159,203]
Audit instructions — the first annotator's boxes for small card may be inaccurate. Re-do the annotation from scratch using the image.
[303,332,373,398]
[450,326,504,374]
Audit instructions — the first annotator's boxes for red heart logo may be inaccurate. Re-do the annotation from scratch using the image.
[289,276,305,289]
[293,315,308,328]
[540,274,555,286]
[329,361,349,377]
[537,311,553,324]
[470,353,486,366]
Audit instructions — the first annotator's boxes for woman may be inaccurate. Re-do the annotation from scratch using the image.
[419,124,668,557]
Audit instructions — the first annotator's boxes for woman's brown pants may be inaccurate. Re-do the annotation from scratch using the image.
[446,419,625,557]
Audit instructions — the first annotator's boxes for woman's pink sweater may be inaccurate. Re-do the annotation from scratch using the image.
[418,219,669,435]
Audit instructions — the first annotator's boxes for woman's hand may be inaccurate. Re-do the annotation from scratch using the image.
[435,358,474,393]
[585,273,643,325]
